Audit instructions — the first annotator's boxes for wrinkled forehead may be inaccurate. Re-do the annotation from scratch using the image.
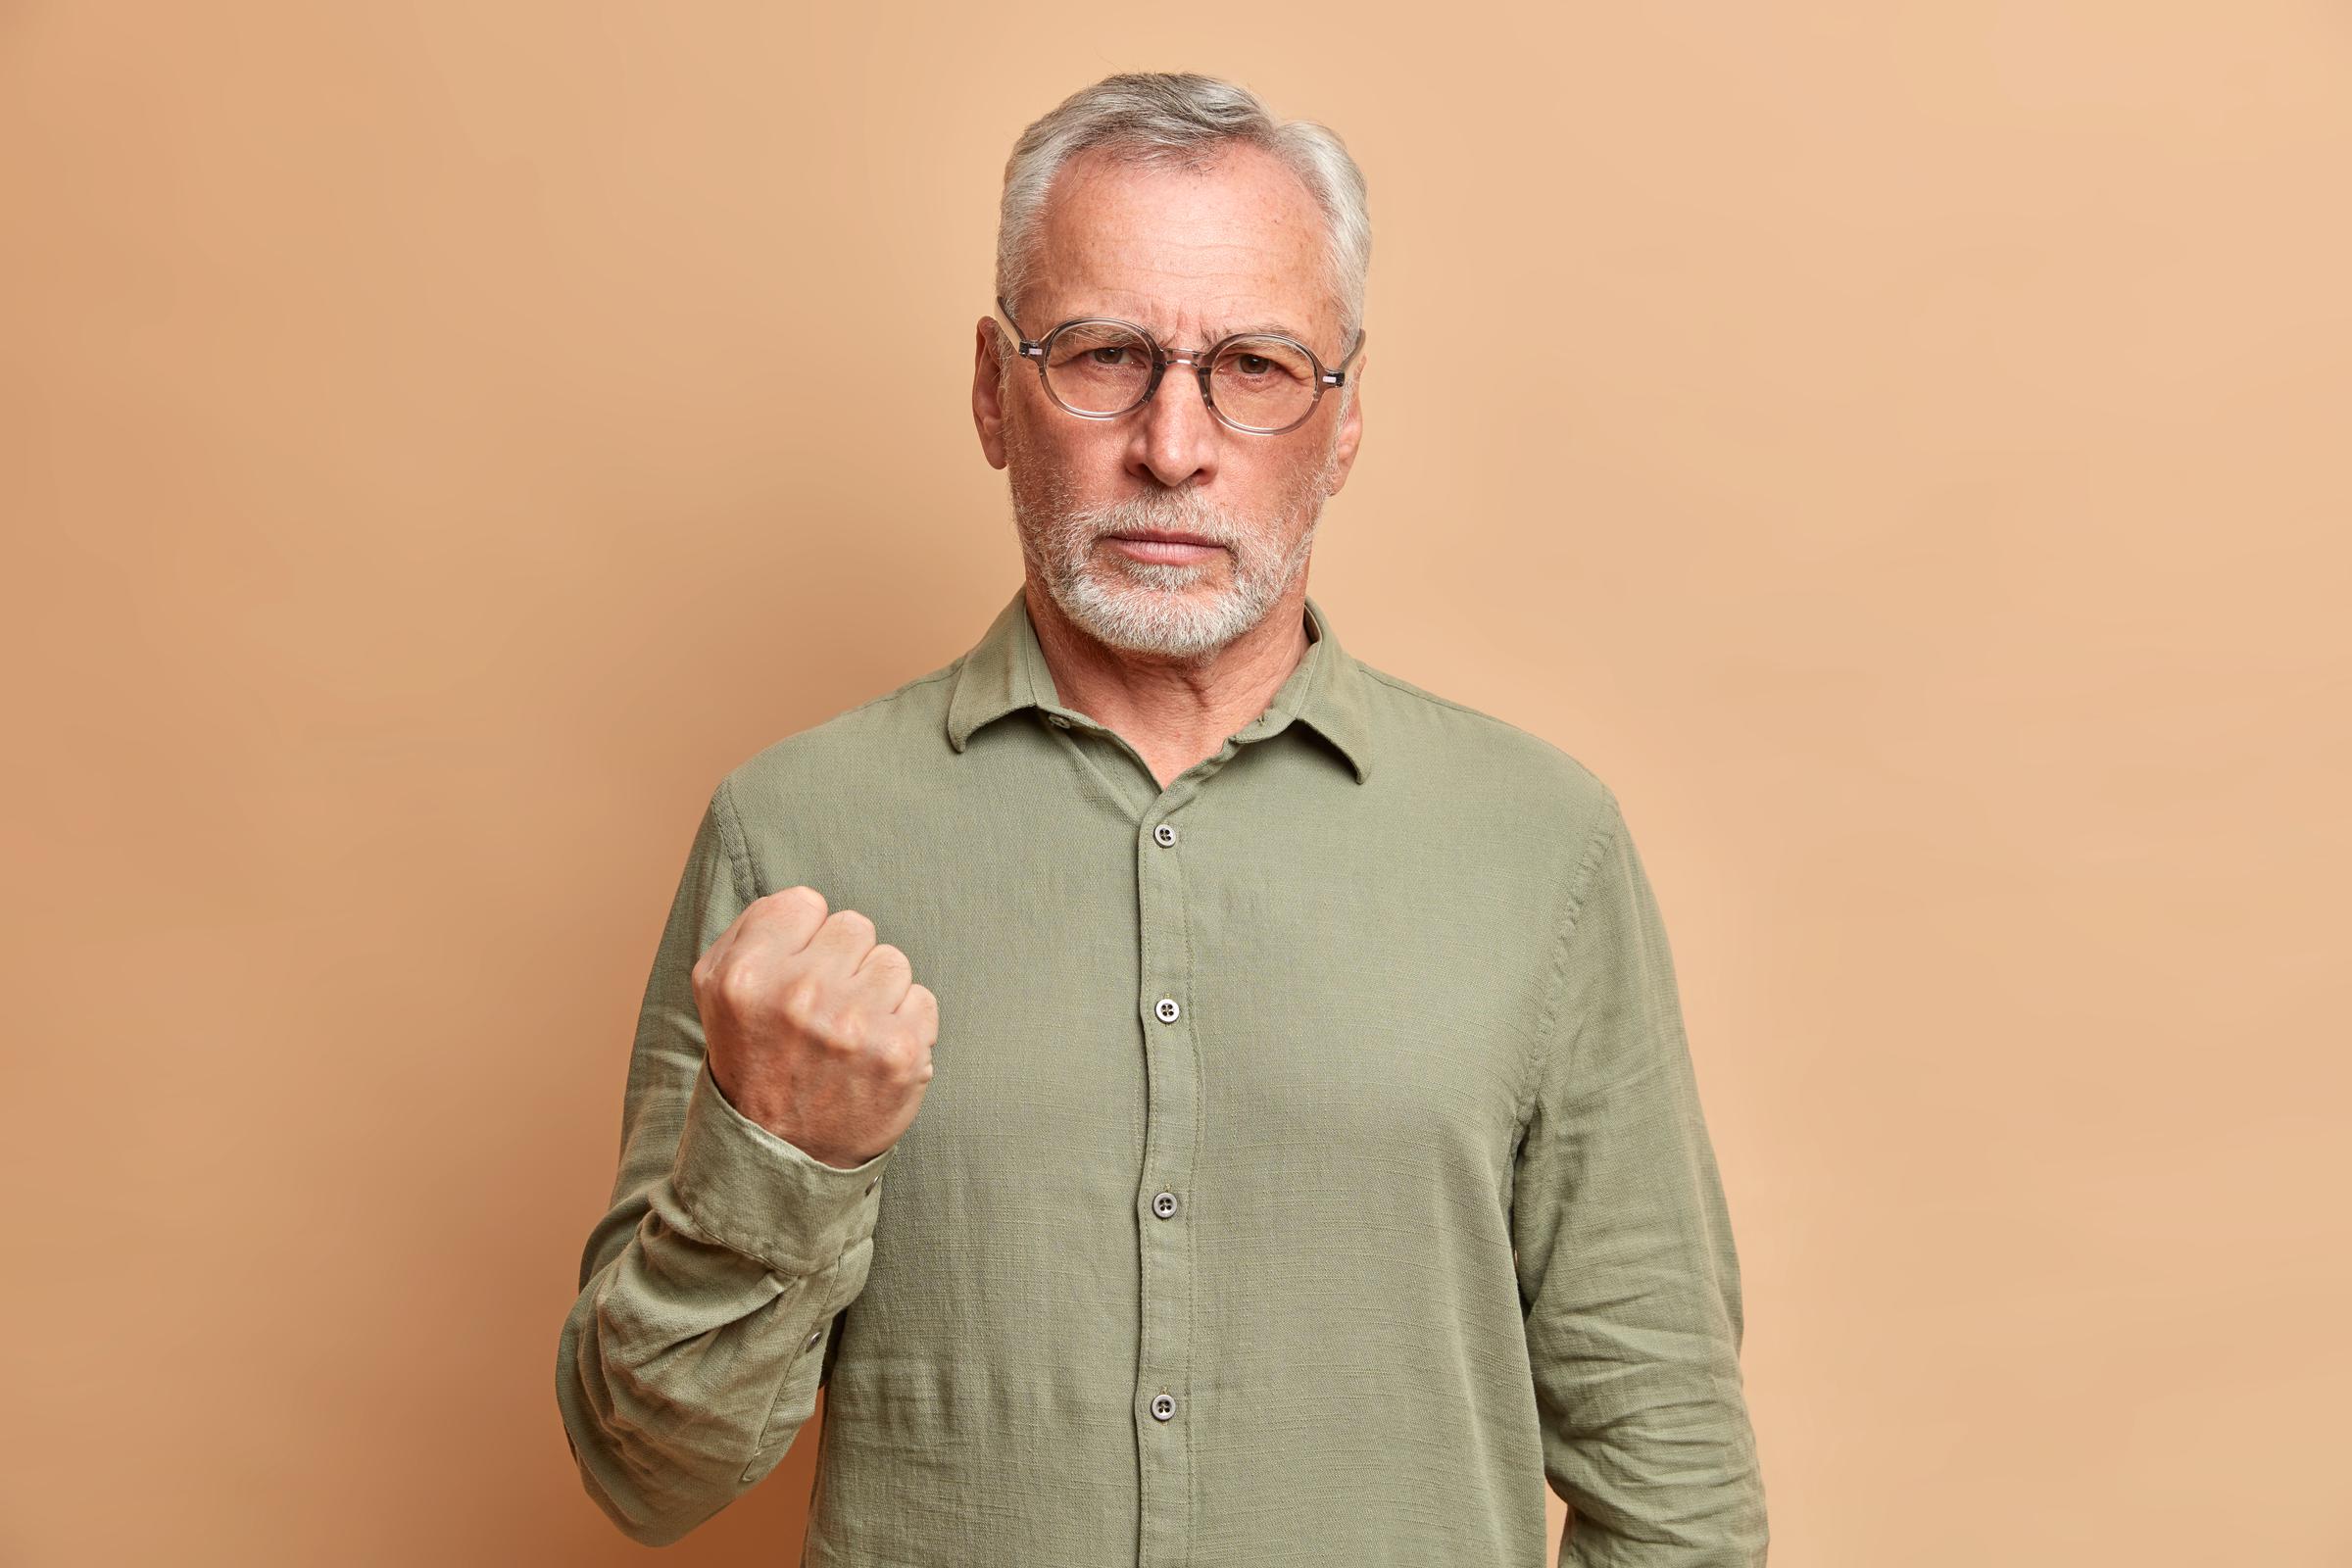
[1028,144,1341,352]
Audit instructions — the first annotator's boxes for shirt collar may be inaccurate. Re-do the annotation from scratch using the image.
[945,582,1374,785]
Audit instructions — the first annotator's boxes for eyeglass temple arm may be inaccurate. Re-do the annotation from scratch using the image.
[996,295,1044,355]
[1323,327,1367,385]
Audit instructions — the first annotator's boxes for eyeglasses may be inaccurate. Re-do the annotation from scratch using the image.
[994,295,1364,436]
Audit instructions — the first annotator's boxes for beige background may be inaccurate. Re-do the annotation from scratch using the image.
[4,3,2347,1563]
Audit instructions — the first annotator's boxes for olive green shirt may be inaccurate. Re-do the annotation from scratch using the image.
[555,583,1768,1565]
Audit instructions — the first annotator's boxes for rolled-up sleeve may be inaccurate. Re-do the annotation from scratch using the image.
[1511,789,1769,1566]
[554,778,894,1546]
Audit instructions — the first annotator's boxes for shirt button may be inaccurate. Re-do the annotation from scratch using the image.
[1154,997,1180,1023]
[805,1326,823,1350]
[1152,822,1177,847]
[1048,714,1070,728]
[866,1176,879,1194]
[1152,1190,1178,1219]
[1150,1392,1177,1421]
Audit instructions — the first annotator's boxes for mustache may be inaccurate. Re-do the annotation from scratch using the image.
[1065,490,1247,548]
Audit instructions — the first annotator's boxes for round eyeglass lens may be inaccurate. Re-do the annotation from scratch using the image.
[1207,336,1319,431]
[1042,322,1155,415]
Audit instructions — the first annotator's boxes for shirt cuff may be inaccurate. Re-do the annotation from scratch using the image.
[668,1054,893,1279]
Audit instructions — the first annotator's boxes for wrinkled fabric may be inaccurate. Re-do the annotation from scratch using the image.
[555,582,1768,1565]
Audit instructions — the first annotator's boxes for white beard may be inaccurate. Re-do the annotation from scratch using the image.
[1004,407,1341,660]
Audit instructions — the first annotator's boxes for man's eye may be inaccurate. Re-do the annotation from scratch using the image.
[1235,355,1272,375]
[1090,346,1132,366]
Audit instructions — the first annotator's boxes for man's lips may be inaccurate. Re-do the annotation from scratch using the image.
[1105,530,1224,547]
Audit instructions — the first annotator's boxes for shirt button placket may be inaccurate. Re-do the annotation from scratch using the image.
[1134,801,1198,1567]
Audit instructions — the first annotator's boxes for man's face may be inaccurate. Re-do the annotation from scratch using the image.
[973,143,1365,660]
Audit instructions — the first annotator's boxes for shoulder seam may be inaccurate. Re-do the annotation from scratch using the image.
[710,775,760,905]
[1512,783,1625,1126]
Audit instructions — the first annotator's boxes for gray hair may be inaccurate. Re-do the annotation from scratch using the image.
[994,73,1371,373]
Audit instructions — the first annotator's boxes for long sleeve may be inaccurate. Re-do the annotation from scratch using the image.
[555,779,895,1546]
[1511,789,1769,1566]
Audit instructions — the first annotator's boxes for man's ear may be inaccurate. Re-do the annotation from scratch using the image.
[973,318,1010,470]
[1321,350,1365,498]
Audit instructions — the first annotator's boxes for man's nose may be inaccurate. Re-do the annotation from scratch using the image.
[1124,359,1221,489]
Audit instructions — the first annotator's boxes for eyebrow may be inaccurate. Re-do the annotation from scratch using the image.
[1063,308,1310,345]
[1202,319,1306,342]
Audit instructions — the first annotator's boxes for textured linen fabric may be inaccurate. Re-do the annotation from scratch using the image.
[555,582,1768,1565]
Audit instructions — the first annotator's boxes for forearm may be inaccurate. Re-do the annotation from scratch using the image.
[1517,791,1770,1565]
[1539,1298,1766,1566]
[555,1176,867,1546]
[557,1052,890,1546]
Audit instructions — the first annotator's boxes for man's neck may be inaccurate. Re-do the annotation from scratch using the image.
[1023,577,1311,790]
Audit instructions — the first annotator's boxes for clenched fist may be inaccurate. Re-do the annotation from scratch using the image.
[691,885,940,1170]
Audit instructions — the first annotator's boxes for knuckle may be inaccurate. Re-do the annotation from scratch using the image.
[766,885,827,919]
[827,1009,874,1055]
[712,962,763,1012]
[774,971,826,1023]
[881,1038,926,1085]
[791,996,867,1057]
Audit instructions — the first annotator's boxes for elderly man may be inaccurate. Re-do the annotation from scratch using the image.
[556,71,1769,1566]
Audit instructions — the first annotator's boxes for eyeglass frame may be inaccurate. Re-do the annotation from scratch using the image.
[993,294,1365,436]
